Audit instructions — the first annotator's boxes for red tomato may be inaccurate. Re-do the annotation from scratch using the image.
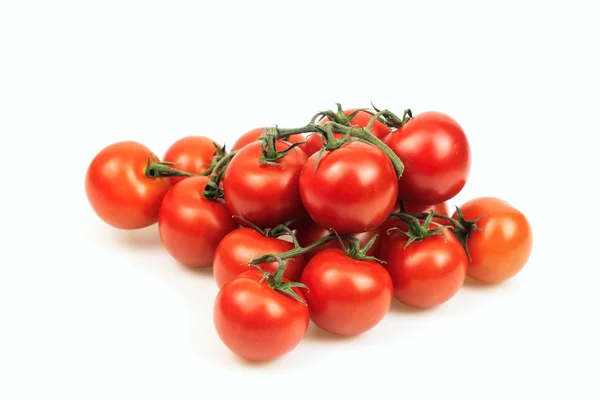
[299,142,398,234]
[213,269,309,361]
[302,109,392,157]
[163,136,220,185]
[300,249,393,336]
[85,141,171,229]
[213,228,306,288]
[379,201,450,261]
[231,127,307,152]
[384,111,471,205]
[454,197,532,284]
[158,176,237,268]
[381,222,467,308]
[223,140,308,229]
[295,221,380,261]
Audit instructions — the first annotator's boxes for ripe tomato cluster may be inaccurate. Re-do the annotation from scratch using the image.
[85,105,533,362]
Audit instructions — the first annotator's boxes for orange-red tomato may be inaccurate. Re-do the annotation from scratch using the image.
[300,248,393,336]
[454,197,533,284]
[213,228,306,288]
[294,221,380,261]
[163,136,219,185]
[381,222,467,308]
[158,176,237,268]
[85,141,171,230]
[213,269,309,361]
[231,127,307,152]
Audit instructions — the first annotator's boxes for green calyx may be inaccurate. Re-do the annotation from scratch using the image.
[333,232,384,264]
[199,142,227,176]
[257,258,309,305]
[144,155,196,178]
[388,211,448,249]
[448,206,485,260]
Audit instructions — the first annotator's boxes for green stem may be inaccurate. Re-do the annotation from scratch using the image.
[249,233,350,266]
[202,150,238,199]
[145,155,196,178]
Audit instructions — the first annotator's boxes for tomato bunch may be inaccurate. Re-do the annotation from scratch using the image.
[85,104,533,362]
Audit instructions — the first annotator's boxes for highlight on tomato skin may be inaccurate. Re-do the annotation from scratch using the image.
[213,269,310,362]
[85,140,172,230]
[454,197,533,284]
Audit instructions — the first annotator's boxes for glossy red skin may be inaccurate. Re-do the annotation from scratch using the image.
[158,176,237,268]
[379,202,450,261]
[303,109,392,156]
[223,141,308,229]
[384,111,471,205]
[213,228,306,288]
[85,141,171,229]
[163,136,219,185]
[213,269,309,361]
[381,222,467,308]
[454,197,533,284]
[300,249,393,336]
[299,142,398,234]
[231,127,307,152]
[295,221,380,261]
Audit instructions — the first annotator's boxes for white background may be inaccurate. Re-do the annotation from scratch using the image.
[1,1,598,399]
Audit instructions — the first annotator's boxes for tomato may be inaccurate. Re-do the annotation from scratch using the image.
[163,136,220,185]
[213,228,306,288]
[213,269,309,361]
[453,197,532,284]
[384,111,471,205]
[302,109,392,157]
[158,176,237,268]
[299,142,398,234]
[379,201,450,261]
[381,222,467,308]
[223,140,308,229]
[295,221,380,261]
[85,141,171,230]
[231,127,307,152]
[300,249,393,336]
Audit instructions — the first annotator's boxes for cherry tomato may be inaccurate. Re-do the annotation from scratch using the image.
[213,269,309,361]
[85,141,171,230]
[223,140,308,229]
[302,109,392,156]
[213,228,306,288]
[231,127,307,152]
[384,111,471,205]
[163,136,220,185]
[295,221,380,261]
[299,142,398,234]
[454,197,533,284]
[381,222,467,308]
[379,201,450,261]
[158,176,237,268]
[300,248,393,336]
